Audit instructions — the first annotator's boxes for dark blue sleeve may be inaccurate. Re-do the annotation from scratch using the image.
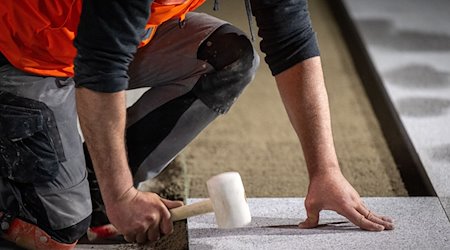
[74,0,152,93]
[250,0,320,76]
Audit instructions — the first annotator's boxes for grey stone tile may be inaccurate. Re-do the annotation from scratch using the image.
[188,198,450,250]
[441,197,450,222]
[342,0,450,198]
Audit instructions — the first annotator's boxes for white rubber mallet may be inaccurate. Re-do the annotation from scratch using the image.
[87,171,251,241]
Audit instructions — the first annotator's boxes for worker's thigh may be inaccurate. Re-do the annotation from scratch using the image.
[0,65,91,243]
[126,12,228,120]
[124,12,259,184]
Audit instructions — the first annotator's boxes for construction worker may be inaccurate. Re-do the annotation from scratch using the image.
[0,0,394,249]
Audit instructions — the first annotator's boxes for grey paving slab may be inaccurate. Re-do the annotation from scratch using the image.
[188,198,450,250]
[341,0,450,211]
[442,197,450,221]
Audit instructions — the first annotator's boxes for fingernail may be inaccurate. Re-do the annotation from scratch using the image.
[383,217,393,223]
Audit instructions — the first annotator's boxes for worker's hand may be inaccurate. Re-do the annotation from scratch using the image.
[105,187,183,243]
[299,169,394,231]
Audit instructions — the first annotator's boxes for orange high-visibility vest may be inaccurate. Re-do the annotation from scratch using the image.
[0,0,205,77]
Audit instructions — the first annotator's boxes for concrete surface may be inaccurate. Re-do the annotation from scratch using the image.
[341,0,450,218]
[188,198,450,250]
[442,197,450,221]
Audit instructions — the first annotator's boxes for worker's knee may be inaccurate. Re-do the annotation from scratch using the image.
[11,183,91,244]
[197,24,257,72]
[194,24,259,114]
[49,215,91,244]
[0,213,90,248]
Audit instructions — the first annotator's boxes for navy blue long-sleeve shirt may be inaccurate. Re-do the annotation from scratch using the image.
[251,0,319,75]
[73,0,320,92]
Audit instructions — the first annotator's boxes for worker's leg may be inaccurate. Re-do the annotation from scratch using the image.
[127,13,259,182]
[0,65,91,247]
[86,12,259,226]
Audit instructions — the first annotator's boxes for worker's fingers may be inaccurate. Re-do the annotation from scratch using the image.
[161,198,184,209]
[159,211,174,235]
[145,213,161,242]
[298,204,321,229]
[340,207,384,231]
[135,232,148,244]
[146,223,160,242]
[124,234,136,243]
[380,215,394,223]
[158,201,174,235]
[355,206,394,230]
[357,202,393,224]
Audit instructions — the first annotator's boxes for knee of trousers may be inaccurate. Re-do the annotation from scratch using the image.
[193,24,260,114]
[49,214,91,244]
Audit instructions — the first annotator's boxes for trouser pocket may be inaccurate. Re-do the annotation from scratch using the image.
[0,91,65,183]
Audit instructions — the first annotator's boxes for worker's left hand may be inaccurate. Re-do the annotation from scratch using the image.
[299,168,394,231]
[105,188,183,243]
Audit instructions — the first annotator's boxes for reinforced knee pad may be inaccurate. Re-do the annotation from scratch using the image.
[48,215,91,244]
[193,24,260,114]
[0,212,85,249]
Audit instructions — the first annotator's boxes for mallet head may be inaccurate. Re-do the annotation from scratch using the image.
[206,172,251,228]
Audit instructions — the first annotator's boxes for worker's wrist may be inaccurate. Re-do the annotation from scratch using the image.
[117,185,139,203]
[104,185,139,212]
[95,168,135,206]
[306,161,341,180]
[102,188,137,212]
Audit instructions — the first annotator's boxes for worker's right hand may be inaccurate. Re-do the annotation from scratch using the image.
[105,187,184,243]
[299,169,394,231]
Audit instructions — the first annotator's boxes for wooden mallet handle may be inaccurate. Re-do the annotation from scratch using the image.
[87,199,213,241]
[169,199,213,221]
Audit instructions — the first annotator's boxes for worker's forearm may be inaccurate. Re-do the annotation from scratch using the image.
[275,56,339,178]
[76,88,133,205]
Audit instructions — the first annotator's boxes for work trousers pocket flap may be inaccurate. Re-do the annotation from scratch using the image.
[0,91,65,183]
[0,104,44,139]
